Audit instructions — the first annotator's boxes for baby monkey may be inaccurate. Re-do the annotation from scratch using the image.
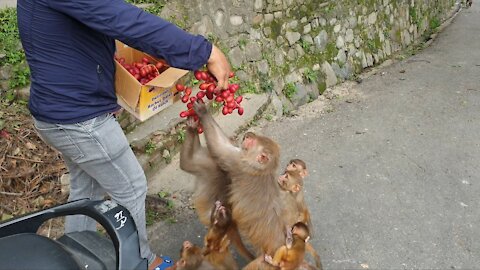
[285,159,308,179]
[167,241,214,270]
[203,201,238,270]
[264,222,311,270]
[278,159,310,226]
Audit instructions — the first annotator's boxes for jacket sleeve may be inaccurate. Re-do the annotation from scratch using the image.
[46,0,212,71]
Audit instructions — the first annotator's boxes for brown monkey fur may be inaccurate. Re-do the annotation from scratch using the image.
[193,101,295,256]
[180,117,255,262]
[203,201,239,270]
[167,241,215,270]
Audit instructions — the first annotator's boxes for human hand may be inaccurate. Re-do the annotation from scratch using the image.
[207,45,231,91]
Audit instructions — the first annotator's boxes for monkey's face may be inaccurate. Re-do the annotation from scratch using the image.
[286,161,301,172]
[278,172,302,192]
[292,222,310,241]
[286,161,308,178]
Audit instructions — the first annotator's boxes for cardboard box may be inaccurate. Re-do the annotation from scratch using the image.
[114,41,189,121]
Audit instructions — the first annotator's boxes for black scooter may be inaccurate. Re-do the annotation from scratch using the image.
[0,199,173,270]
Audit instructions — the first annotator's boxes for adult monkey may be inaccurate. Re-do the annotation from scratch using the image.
[180,117,254,261]
[193,102,294,256]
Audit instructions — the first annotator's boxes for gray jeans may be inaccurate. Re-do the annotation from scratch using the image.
[33,113,155,263]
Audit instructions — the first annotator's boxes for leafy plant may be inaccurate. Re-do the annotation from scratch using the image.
[145,140,156,154]
[238,38,247,49]
[9,65,30,89]
[177,129,186,143]
[429,16,441,30]
[300,40,312,53]
[303,68,317,83]
[0,8,25,66]
[283,82,297,100]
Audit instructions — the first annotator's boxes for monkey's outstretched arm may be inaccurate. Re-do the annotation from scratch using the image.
[180,125,202,172]
[194,101,241,170]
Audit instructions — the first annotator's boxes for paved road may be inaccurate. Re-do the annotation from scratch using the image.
[148,4,480,269]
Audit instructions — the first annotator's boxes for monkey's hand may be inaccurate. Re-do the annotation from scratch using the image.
[193,100,208,117]
[186,117,198,130]
[286,228,293,249]
[264,255,275,265]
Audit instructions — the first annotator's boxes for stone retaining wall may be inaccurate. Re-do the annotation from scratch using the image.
[0,0,458,131]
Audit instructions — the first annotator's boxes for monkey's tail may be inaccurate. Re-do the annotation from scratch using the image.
[306,243,323,270]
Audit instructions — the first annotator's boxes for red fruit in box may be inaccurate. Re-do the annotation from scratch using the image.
[179,111,188,118]
[155,62,164,70]
[238,107,244,115]
[185,87,192,96]
[187,102,193,109]
[181,95,189,103]
[190,97,197,103]
[215,96,223,103]
[142,57,149,64]
[229,71,235,78]
[206,92,214,100]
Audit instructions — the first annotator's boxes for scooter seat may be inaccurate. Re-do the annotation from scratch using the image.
[0,233,81,270]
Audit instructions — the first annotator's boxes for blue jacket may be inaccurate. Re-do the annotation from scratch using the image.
[17,0,212,124]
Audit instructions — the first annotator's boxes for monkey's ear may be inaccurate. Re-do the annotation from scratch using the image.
[179,259,186,267]
[300,170,308,178]
[292,184,301,193]
[257,153,270,164]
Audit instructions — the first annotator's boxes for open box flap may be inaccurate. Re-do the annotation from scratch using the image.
[146,67,188,88]
[115,61,141,109]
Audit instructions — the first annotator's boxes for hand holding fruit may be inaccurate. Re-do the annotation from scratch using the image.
[207,45,231,91]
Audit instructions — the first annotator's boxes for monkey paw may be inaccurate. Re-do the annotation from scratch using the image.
[264,255,274,265]
[186,117,198,129]
[193,100,208,116]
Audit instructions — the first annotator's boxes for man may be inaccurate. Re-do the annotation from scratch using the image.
[16,0,231,269]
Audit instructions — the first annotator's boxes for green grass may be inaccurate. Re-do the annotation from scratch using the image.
[0,8,30,95]
[283,82,297,100]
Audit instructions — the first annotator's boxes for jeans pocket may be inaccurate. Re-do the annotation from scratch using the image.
[33,118,85,161]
